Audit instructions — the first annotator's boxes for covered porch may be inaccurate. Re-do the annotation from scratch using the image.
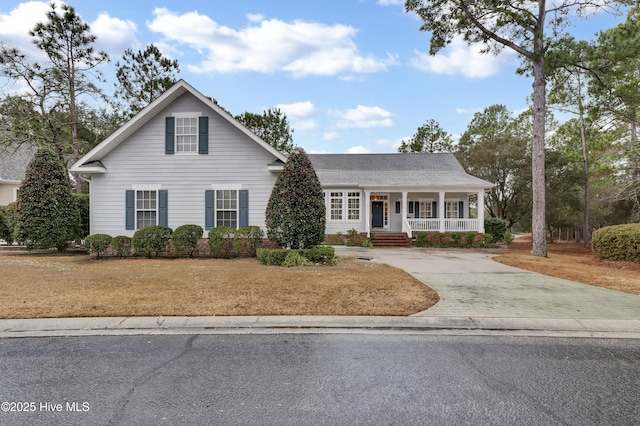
[363,189,486,237]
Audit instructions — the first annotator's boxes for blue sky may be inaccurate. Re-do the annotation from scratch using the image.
[0,0,627,154]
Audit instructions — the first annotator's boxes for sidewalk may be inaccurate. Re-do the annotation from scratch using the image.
[1,246,639,338]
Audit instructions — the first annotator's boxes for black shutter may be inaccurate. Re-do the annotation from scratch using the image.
[125,190,135,230]
[199,116,209,154]
[414,201,420,218]
[432,201,437,219]
[205,190,215,230]
[459,201,464,219]
[159,190,168,226]
[239,190,249,227]
[165,117,175,154]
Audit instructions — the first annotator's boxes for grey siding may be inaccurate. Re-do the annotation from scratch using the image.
[89,93,280,236]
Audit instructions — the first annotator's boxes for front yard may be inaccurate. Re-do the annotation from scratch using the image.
[0,249,439,318]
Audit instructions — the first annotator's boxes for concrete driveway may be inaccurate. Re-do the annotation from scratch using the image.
[335,246,640,320]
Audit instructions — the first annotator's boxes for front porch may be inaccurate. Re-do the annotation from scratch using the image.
[363,189,486,237]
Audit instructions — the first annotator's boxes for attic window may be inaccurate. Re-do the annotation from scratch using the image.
[176,117,198,153]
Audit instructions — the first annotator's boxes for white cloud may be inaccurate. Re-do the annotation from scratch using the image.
[330,105,394,128]
[0,1,63,59]
[377,0,404,5]
[346,145,372,154]
[276,101,317,131]
[376,137,405,150]
[323,132,341,141]
[147,8,394,77]
[247,13,264,23]
[91,13,138,57]
[410,36,515,78]
[276,101,314,118]
[455,107,482,114]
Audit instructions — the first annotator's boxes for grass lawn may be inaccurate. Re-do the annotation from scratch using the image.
[0,249,439,319]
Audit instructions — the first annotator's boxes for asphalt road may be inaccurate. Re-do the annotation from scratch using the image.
[0,334,638,425]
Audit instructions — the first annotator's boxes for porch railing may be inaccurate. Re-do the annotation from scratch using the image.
[406,218,480,233]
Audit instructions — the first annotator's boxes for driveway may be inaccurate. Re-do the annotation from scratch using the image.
[335,246,640,320]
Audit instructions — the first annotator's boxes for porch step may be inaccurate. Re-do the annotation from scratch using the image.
[369,232,410,247]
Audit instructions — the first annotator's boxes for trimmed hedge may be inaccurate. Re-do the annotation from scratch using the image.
[257,246,335,266]
[84,234,112,258]
[592,224,640,263]
[233,226,264,257]
[172,224,204,257]
[133,225,173,258]
[484,217,508,243]
[111,236,132,258]
[208,226,235,258]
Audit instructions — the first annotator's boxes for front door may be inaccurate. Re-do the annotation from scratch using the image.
[372,201,384,228]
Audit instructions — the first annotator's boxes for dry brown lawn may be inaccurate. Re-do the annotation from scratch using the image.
[494,236,640,296]
[0,249,439,319]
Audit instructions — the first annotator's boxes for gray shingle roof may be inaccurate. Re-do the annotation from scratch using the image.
[0,144,34,181]
[308,153,493,189]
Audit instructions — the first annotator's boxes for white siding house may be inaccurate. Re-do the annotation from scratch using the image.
[71,80,494,239]
[70,80,287,237]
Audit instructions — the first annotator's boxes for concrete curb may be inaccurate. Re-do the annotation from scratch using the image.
[2,316,640,339]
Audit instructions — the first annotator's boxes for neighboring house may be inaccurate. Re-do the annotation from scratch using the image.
[70,80,493,239]
[0,143,34,206]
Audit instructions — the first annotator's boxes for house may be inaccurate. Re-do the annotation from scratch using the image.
[70,80,493,241]
[0,143,34,206]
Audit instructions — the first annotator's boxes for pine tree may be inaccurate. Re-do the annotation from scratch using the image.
[16,148,79,250]
[265,148,326,248]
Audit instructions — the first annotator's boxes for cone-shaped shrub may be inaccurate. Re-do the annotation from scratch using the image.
[16,149,79,250]
[265,147,326,249]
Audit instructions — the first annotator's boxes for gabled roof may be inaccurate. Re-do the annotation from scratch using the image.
[308,153,494,189]
[70,79,287,173]
[0,143,34,183]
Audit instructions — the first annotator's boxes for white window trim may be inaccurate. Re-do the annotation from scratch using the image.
[132,184,162,190]
[135,189,158,229]
[326,190,362,222]
[215,189,239,229]
[172,112,203,155]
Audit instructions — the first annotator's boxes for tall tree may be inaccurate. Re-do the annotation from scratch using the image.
[456,105,531,227]
[589,9,640,220]
[16,148,79,251]
[405,0,632,257]
[265,147,325,249]
[398,119,454,153]
[115,44,180,118]
[236,108,295,154]
[547,39,594,245]
[30,3,109,192]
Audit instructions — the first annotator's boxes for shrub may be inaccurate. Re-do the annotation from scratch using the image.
[415,232,429,247]
[346,228,366,246]
[361,239,373,248]
[3,203,19,245]
[265,147,326,248]
[482,233,494,246]
[0,207,11,244]
[111,236,132,258]
[328,232,344,245]
[257,248,290,265]
[592,224,640,263]
[504,229,515,246]
[282,251,313,267]
[299,246,335,264]
[208,226,235,258]
[73,193,90,239]
[257,246,335,266]
[84,234,112,258]
[133,225,173,258]
[16,148,79,251]
[450,232,462,246]
[465,232,478,246]
[484,217,508,243]
[172,224,204,257]
[233,226,264,257]
[431,232,447,245]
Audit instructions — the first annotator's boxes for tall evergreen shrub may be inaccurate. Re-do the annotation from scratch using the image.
[265,148,326,249]
[16,149,79,250]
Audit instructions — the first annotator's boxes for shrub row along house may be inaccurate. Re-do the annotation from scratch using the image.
[70,80,493,244]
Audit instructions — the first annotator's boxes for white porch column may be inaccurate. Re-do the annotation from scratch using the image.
[401,191,408,234]
[477,190,485,233]
[438,191,445,232]
[364,190,371,237]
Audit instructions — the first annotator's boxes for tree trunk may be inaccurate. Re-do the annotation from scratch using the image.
[579,105,591,247]
[531,53,547,257]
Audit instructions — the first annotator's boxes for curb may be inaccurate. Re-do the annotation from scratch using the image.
[2,316,640,339]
